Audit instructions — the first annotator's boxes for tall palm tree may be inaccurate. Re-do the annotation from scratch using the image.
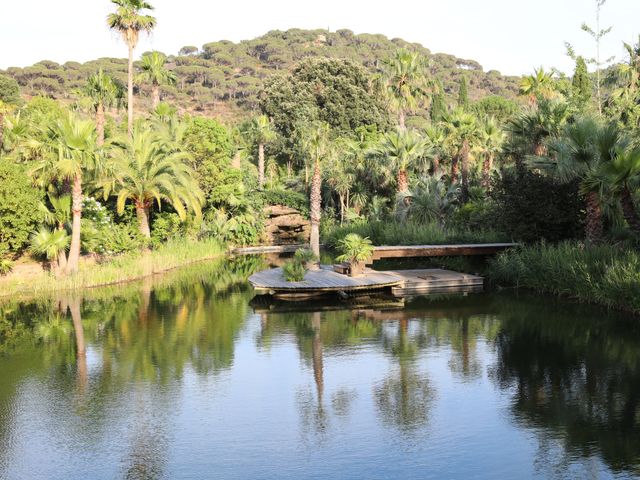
[107,126,203,238]
[107,0,156,136]
[301,123,332,259]
[370,129,427,196]
[477,117,505,190]
[135,51,176,109]
[31,115,100,274]
[247,115,276,189]
[380,50,430,130]
[84,69,124,145]
[443,108,478,202]
[549,118,622,242]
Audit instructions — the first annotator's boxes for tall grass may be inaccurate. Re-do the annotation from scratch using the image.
[488,242,640,313]
[323,220,507,248]
[0,238,225,298]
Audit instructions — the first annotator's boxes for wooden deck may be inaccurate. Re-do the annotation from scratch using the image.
[248,265,484,298]
[369,243,517,262]
[249,265,402,294]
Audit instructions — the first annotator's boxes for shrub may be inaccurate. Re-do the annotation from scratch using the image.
[0,258,13,276]
[0,162,43,256]
[258,189,309,215]
[491,167,584,243]
[336,234,374,263]
[282,248,317,282]
[488,242,640,313]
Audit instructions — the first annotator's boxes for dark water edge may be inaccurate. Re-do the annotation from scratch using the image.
[1,256,640,480]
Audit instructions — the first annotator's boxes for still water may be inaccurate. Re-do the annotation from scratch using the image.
[1,257,640,480]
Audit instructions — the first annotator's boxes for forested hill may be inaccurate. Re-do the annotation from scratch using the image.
[1,28,522,120]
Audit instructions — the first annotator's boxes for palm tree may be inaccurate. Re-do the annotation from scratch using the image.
[477,117,505,190]
[30,228,70,274]
[247,115,276,189]
[443,108,478,202]
[135,51,176,109]
[301,123,332,259]
[107,0,156,136]
[38,193,72,271]
[380,50,430,130]
[601,147,640,234]
[519,67,555,106]
[424,123,447,175]
[84,69,124,145]
[549,118,622,242]
[370,129,427,196]
[31,115,99,273]
[107,126,203,238]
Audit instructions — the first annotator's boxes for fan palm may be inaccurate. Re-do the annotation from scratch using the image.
[477,117,505,189]
[84,69,124,145]
[247,115,276,188]
[370,129,428,196]
[601,147,640,234]
[135,51,176,109]
[107,0,156,136]
[30,228,70,274]
[380,50,430,130]
[424,123,447,175]
[31,115,100,274]
[519,67,556,106]
[443,108,479,202]
[38,193,72,271]
[549,117,623,242]
[106,126,203,238]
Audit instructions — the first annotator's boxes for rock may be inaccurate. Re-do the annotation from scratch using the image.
[263,204,310,245]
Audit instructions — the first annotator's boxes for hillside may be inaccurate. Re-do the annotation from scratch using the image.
[1,28,522,121]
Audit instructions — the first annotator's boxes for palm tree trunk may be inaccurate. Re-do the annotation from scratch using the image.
[96,102,105,146]
[398,110,406,131]
[621,184,640,235]
[460,140,470,202]
[533,142,546,157]
[258,142,265,189]
[339,193,345,224]
[66,174,83,274]
[127,43,134,137]
[432,154,440,176]
[152,84,160,109]
[397,169,409,195]
[481,153,493,190]
[451,155,459,184]
[309,160,322,261]
[136,204,151,238]
[585,191,603,243]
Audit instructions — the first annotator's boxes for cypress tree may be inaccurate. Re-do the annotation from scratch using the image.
[430,79,447,121]
[572,56,592,106]
[458,76,469,109]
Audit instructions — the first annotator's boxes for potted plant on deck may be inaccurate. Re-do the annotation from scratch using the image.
[336,234,374,277]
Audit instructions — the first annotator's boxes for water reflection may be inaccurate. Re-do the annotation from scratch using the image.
[1,261,640,478]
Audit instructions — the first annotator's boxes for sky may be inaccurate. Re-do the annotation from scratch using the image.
[1,0,640,76]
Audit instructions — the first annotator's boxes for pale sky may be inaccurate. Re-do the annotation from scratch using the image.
[1,0,639,76]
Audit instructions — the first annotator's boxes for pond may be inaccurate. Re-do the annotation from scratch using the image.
[1,256,640,479]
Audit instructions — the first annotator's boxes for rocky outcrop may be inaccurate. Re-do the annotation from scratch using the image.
[263,205,310,245]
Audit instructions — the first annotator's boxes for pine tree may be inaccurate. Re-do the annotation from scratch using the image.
[572,56,592,107]
[430,79,447,121]
[458,76,469,110]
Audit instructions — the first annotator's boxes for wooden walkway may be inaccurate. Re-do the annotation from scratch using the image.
[248,266,483,298]
[369,243,517,261]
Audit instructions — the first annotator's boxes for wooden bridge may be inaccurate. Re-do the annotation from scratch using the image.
[368,243,517,262]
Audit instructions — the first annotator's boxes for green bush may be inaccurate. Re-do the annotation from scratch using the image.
[281,248,317,282]
[336,234,374,263]
[489,242,640,313]
[0,162,43,256]
[258,189,309,215]
[0,258,13,276]
[151,212,185,247]
[491,167,584,243]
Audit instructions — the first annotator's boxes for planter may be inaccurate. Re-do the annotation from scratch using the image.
[349,261,366,277]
